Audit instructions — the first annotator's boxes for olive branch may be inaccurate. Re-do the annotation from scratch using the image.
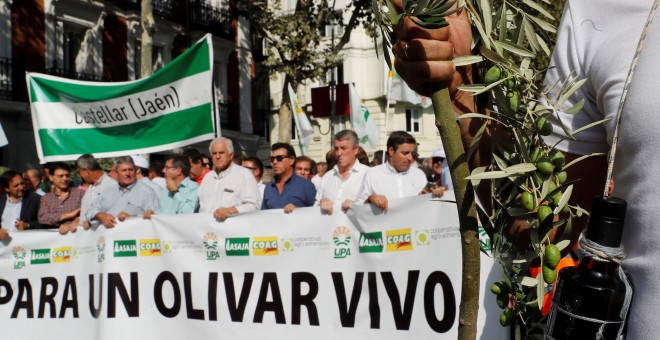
[372,0,604,338]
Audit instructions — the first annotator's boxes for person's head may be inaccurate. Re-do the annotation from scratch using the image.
[325,149,337,171]
[76,154,104,185]
[209,137,235,173]
[357,147,369,166]
[1,170,25,199]
[242,156,264,182]
[108,164,118,181]
[22,169,42,191]
[114,156,137,188]
[202,155,211,169]
[316,162,327,177]
[295,156,313,180]
[149,161,164,179]
[431,148,446,176]
[49,162,71,191]
[270,143,296,177]
[370,150,384,167]
[386,131,417,173]
[333,130,359,171]
[183,148,205,180]
[164,155,190,182]
[131,155,150,179]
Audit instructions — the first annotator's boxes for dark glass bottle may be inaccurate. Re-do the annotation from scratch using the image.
[545,196,630,340]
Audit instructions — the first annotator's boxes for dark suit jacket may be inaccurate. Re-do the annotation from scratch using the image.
[0,191,41,229]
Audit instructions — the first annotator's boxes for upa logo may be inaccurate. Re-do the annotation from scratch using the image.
[225,238,250,256]
[52,246,73,263]
[333,226,352,259]
[97,237,105,263]
[31,248,51,265]
[252,236,278,256]
[12,246,26,269]
[203,232,220,260]
[358,232,384,253]
[386,228,413,252]
[140,239,162,256]
[114,240,138,257]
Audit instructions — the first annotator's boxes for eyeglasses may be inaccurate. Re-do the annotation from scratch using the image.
[295,167,311,172]
[270,155,291,163]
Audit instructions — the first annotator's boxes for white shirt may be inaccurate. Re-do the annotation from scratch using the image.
[316,161,369,210]
[152,177,167,190]
[311,174,322,191]
[258,181,266,200]
[1,196,22,232]
[198,163,261,214]
[356,162,427,203]
[80,173,117,225]
[141,177,163,197]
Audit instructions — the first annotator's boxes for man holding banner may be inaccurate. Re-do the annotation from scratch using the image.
[86,156,159,228]
[38,162,84,232]
[144,155,199,217]
[75,154,117,230]
[198,138,260,222]
[262,143,316,213]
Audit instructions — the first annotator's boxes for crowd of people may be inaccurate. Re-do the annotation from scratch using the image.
[0,130,451,241]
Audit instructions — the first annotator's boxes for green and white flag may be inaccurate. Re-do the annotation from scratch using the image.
[287,83,314,155]
[349,83,379,149]
[27,34,216,163]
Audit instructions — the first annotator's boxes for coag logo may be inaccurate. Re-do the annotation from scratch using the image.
[203,232,220,260]
[386,228,413,252]
[358,232,384,253]
[31,248,51,264]
[225,238,250,256]
[252,237,278,256]
[13,246,26,269]
[140,239,162,256]
[333,226,352,259]
[114,240,138,257]
[415,229,430,246]
[97,237,105,263]
[52,246,73,263]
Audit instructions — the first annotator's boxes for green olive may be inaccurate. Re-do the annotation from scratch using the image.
[542,265,557,284]
[544,244,561,269]
[536,157,555,175]
[536,117,553,136]
[556,171,568,184]
[484,66,502,84]
[537,205,553,223]
[522,191,535,211]
[551,150,566,167]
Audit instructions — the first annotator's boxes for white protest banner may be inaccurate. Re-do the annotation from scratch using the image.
[27,35,216,163]
[0,194,505,339]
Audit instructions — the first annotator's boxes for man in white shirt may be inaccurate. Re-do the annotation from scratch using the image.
[198,137,261,221]
[317,130,369,215]
[132,155,163,197]
[75,154,117,230]
[356,131,445,211]
[242,156,266,199]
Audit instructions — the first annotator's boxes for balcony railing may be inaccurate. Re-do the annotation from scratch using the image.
[153,0,174,21]
[45,68,105,82]
[0,57,12,100]
[190,0,235,40]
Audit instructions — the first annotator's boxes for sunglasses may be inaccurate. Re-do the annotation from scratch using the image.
[270,155,291,163]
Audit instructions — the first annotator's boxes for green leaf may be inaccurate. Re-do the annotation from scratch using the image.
[562,152,606,170]
[553,184,573,215]
[570,118,610,136]
[467,121,488,161]
[465,170,510,180]
[457,84,487,93]
[555,239,571,251]
[452,55,484,66]
[456,113,498,121]
[522,0,554,20]
[556,78,588,108]
[496,41,535,58]
[522,17,541,52]
[520,276,538,287]
[564,98,585,115]
[480,0,492,36]
[536,267,544,310]
[504,163,537,174]
[528,14,557,33]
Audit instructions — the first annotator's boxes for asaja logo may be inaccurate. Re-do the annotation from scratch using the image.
[31,248,51,265]
[97,237,105,263]
[52,246,73,263]
[415,229,430,246]
[280,238,294,252]
[203,232,220,260]
[333,226,352,259]
[386,228,413,252]
[140,239,162,256]
[225,238,250,256]
[252,236,278,256]
[358,232,384,253]
[12,246,26,269]
[114,240,138,257]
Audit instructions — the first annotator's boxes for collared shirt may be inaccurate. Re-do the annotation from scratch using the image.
[1,196,22,232]
[80,173,117,225]
[38,187,85,227]
[141,177,163,197]
[198,163,261,214]
[258,181,266,200]
[157,177,199,215]
[315,161,369,210]
[262,173,316,210]
[194,168,210,186]
[86,180,160,219]
[356,162,427,203]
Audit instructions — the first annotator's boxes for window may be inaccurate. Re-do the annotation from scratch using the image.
[405,108,421,133]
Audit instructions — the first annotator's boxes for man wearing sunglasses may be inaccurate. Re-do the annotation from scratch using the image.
[262,143,316,213]
[198,137,261,221]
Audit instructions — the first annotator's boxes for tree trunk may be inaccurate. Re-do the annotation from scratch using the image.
[140,0,155,78]
[430,83,480,340]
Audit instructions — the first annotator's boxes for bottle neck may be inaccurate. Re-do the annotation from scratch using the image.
[578,257,620,275]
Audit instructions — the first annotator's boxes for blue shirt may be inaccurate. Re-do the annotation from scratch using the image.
[261,174,316,210]
[157,177,199,215]
[86,180,160,219]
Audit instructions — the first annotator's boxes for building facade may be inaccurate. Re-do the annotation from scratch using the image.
[0,0,269,170]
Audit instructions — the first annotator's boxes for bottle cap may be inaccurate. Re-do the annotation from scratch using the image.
[585,196,627,247]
